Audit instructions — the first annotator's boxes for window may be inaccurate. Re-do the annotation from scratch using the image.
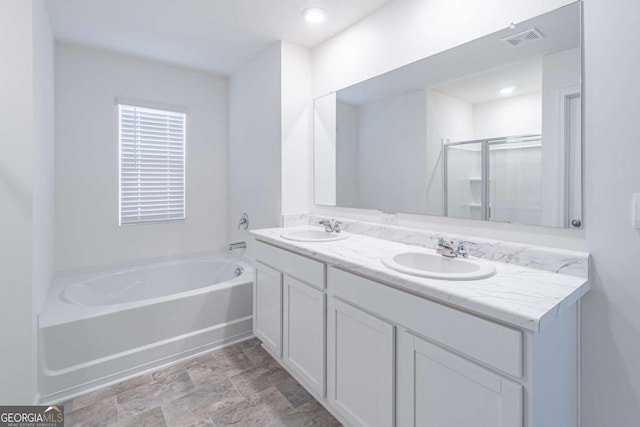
[118,102,186,225]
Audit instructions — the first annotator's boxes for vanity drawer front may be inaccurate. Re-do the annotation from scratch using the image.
[255,240,325,290]
[328,267,522,378]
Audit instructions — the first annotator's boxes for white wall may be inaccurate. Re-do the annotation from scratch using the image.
[473,92,542,139]
[310,0,585,251]
[33,0,55,317]
[0,0,54,404]
[582,0,640,425]
[281,42,312,216]
[32,0,55,400]
[228,42,282,253]
[313,93,337,206]
[357,91,428,213]
[0,0,35,405]
[426,90,475,215]
[336,101,360,207]
[55,44,228,271]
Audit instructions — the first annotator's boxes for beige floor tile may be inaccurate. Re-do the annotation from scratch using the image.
[274,377,313,408]
[117,372,194,418]
[243,345,272,366]
[191,350,256,385]
[66,396,118,427]
[228,360,293,398]
[73,374,153,411]
[210,386,292,427]
[162,378,245,427]
[107,406,167,427]
[265,399,342,427]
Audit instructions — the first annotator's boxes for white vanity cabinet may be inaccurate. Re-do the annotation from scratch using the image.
[327,297,394,427]
[396,330,522,427]
[254,241,326,395]
[253,262,282,357]
[283,276,325,396]
[253,239,580,427]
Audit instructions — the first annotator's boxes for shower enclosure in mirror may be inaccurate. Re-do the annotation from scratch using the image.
[313,1,582,228]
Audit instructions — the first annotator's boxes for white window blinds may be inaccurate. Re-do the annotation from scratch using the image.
[118,104,186,225]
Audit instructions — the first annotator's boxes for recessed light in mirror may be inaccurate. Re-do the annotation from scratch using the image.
[303,8,325,23]
[499,87,516,95]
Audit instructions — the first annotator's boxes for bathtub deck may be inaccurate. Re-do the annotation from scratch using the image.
[58,338,341,427]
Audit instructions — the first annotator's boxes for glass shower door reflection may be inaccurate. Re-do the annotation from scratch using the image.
[445,142,484,220]
[488,136,542,225]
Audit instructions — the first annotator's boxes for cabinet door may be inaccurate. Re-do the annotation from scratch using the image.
[283,276,325,396]
[254,262,283,357]
[327,298,394,427]
[397,330,522,427]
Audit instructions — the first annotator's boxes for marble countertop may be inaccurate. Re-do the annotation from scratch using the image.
[251,226,590,332]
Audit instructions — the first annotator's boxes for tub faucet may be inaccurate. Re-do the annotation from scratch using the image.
[229,241,247,251]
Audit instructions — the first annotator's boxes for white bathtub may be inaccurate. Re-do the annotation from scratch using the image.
[39,252,253,400]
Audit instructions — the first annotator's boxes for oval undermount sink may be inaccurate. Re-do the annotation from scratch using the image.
[281,228,349,242]
[382,250,496,280]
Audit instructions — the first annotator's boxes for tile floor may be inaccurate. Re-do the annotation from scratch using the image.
[57,338,342,427]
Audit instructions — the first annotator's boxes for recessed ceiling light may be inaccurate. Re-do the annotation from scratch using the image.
[302,8,325,24]
[499,87,516,95]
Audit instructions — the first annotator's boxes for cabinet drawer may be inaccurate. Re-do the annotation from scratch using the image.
[328,267,522,378]
[255,240,325,290]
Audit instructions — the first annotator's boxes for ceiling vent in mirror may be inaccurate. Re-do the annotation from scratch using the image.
[501,28,544,47]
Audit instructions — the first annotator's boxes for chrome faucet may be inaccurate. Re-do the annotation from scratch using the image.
[318,218,343,233]
[229,241,247,251]
[436,238,457,258]
[436,238,475,259]
[456,241,476,259]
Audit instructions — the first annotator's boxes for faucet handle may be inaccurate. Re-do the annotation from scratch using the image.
[333,221,343,233]
[456,240,476,258]
[437,237,454,248]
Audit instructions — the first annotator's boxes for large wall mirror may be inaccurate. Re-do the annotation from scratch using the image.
[314,2,582,228]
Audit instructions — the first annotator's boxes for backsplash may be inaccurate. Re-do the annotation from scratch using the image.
[281,213,589,278]
[281,213,310,227]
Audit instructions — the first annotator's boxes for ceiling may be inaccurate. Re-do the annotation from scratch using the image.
[45,0,393,75]
[433,58,543,104]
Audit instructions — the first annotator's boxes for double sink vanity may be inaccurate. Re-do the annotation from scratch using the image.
[250,219,590,427]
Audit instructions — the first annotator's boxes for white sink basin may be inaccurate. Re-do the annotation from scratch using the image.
[281,228,349,243]
[382,250,496,280]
